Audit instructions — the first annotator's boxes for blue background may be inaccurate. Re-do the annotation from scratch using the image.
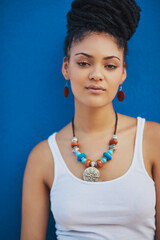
[0,0,159,239]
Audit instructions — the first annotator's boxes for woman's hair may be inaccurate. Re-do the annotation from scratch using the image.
[64,0,141,59]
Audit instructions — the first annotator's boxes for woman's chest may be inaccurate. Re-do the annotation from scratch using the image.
[50,171,156,229]
[50,130,156,230]
[55,129,152,183]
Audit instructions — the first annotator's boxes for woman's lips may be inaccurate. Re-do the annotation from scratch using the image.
[85,86,106,94]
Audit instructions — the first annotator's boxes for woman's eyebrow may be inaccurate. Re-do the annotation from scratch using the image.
[74,52,120,61]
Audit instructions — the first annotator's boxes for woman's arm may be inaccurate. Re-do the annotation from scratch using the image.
[21,140,52,240]
[153,123,160,240]
[145,121,160,240]
[155,159,160,240]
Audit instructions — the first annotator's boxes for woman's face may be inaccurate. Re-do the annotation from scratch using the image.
[62,32,127,108]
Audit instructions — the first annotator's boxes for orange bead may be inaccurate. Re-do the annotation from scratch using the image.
[109,138,118,145]
[85,159,92,167]
[96,159,103,168]
[71,142,79,148]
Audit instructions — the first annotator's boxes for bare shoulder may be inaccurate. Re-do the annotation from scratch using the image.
[120,114,160,148]
[26,139,54,190]
[28,139,52,163]
[26,122,72,189]
[143,120,160,162]
[144,120,160,137]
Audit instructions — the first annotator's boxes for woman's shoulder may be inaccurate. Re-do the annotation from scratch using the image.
[118,114,160,150]
[26,138,55,190]
[143,119,160,146]
[118,113,159,130]
[28,139,53,164]
[143,119,160,161]
[121,114,160,146]
[27,123,72,189]
[119,114,160,168]
[28,122,71,164]
[144,119,160,135]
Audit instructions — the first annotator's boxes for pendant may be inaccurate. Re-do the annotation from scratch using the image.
[83,167,100,182]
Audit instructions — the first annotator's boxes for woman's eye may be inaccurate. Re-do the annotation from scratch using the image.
[77,62,90,66]
[105,65,117,69]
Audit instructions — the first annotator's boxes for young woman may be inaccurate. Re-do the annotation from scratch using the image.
[21,0,160,239]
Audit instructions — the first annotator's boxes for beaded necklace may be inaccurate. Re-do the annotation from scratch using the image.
[71,111,118,182]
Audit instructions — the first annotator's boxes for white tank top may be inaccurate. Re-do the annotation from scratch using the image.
[48,117,156,240]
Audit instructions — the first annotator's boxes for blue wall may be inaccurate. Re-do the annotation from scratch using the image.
[0,0,159,239]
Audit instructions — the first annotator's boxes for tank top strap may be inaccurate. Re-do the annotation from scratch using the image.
[48,132,66,190]
[132,116,146,170]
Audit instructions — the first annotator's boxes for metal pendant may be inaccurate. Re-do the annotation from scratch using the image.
[83,167,100,182]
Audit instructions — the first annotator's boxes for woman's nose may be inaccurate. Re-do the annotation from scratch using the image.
[88,66,104,81]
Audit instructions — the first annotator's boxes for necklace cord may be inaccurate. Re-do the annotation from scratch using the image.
[72,117,75,137]
[72,111,118,137]
[114,111,118,135]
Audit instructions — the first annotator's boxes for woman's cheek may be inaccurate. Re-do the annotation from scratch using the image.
[70,78,81,96]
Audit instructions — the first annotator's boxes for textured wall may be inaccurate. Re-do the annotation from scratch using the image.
[0,0,159,239]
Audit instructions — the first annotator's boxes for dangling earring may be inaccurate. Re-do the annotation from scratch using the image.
[64,81,69,98]
[117,85,125,102]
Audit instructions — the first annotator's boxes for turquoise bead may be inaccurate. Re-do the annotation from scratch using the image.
[81,157,87,163]
[102,157,107,163]
[76,151,81,157]
[103,152,112,160]
[77,153,86,161]
[108,149,113,155]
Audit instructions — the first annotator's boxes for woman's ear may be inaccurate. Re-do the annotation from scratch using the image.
[62,56,70,80]
[120,62,127,84]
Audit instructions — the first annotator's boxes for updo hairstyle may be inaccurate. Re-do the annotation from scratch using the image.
[64,0,141,59]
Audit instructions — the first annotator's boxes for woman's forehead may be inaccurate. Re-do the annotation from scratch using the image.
[70,32,124,58]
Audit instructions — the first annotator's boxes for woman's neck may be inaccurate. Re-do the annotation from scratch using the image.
[73,101,117,135]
